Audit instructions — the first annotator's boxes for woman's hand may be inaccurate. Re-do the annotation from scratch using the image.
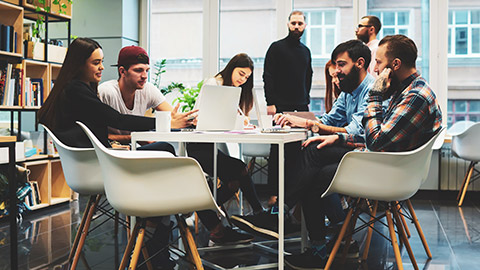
[273,113,308,127]
[170,103,198,129]
[302,134,339,149]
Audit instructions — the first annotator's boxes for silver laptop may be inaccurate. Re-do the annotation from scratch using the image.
[195,85,241,131]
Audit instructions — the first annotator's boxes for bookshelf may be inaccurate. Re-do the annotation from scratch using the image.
[0,1,72,213]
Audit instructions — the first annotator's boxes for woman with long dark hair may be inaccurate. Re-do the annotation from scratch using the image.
[324,60,341,113]
[38,38,156,148]
[188,53,264,245]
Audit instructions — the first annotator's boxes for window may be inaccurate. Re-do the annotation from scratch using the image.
[149,0,203,89]
[369,10,411,39]
[309,97,326,116]
[448,10,480,56]
[300,10,337,58]
[448,100,480,127]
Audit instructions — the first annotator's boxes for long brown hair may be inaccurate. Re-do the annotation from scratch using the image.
[217,53,254,115]
[38,38,102,129]
[324,60,341,113]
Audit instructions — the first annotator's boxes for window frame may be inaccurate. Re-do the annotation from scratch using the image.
[368,9,414,40]
[301,9,339,59]
[448,9,480,57]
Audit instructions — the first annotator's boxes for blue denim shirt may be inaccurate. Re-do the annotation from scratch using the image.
[320,73,375,136]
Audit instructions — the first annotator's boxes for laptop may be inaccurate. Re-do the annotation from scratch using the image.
[195,85,242,131]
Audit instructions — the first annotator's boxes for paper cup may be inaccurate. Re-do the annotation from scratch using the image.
[155,111,171,132]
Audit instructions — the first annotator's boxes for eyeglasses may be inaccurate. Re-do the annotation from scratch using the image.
[357,24,373,29]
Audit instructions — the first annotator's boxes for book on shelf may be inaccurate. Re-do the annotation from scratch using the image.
[30,78,44,106]
[31,181,41,204]
[0,59,7,104]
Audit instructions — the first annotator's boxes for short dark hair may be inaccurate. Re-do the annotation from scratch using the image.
[379,35,418,68]
[331,39,371,70]
[362,15,381,34]
[289,10,306,21]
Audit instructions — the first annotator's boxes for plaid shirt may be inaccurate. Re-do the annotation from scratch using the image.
[338,72,442,152]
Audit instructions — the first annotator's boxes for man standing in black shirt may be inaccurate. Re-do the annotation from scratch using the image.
[263,10,313,206]
[263,10,313,115]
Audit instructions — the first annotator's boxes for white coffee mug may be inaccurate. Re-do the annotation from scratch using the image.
[155,111,171,132]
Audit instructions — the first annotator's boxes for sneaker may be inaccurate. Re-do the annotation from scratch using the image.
[230,211,300,240]
[326,239,360,259]
[285,249,327,270]
[209,226,254,245]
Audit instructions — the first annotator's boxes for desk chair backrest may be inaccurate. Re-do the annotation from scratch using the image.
[451,122,480,162]
[322,128,444,202]
[76,121,222,218]
[447,120,476,136]
[41,124,104,195]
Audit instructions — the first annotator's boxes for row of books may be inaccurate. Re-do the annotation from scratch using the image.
[24,181,42,208]
[0,60,45,107]
[0,23,18,53]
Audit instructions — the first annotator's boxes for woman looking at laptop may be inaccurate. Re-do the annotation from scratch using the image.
[187,53,265,245]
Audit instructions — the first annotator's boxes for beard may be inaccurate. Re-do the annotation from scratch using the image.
[338,65,361,93]
[356,32,369,43]
[288,28,304,39]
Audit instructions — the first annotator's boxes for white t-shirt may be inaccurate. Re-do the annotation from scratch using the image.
[98,80,166,135]
[367,39,380,78]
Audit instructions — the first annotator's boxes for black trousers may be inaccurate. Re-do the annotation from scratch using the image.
[267,104,309,195]
[287,143,353,241]
[187,143,263,231]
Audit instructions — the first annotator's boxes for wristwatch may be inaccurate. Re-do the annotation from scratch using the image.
[310,123,320,133]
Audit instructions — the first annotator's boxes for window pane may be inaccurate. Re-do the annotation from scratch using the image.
[398,12,409,25]
[384,28,395,36]
[310,28,323,55]
[473,28,480,53]
[325,28,335,53]
[456,101,467,112]
[449,10,453,24]
[470,101,480,112]
[399,29,408,35]
[150,0,203,88]
[311,11,323,25]
[324,10,335,25]
[456,116,466,122]
[448,100,453,113]
[448,28,452,54]
[472,10,480,24]
[455,10,468,24]
[383,12,395,25]
[455,27,468,54]
[469,115,479,122]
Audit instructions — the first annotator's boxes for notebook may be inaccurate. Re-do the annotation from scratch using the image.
[195,85,242,131]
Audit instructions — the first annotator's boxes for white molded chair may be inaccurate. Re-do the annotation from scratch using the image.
[322,129,443,270]
[451,122,480,206]
[77,121,223,270]
[42,124,106,270]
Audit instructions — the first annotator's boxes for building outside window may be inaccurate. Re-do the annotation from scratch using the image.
[448,10,480,56]
[300,10,337,59]
[448,100,480,127]
[369,10,411,40]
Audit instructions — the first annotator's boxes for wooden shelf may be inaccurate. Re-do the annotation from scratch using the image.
[0,1,24,56]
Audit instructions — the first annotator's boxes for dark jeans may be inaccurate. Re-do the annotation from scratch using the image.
[138,141,175,155]
[288,143,353,241]
[187,143,263,231]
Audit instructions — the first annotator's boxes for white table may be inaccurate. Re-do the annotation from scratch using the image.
[131,130,306,269]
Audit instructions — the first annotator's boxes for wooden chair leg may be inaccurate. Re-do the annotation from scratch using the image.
[69,195,95,262]
[406,199,432,259]
[325,198,359,270]
[397,202,411,238]
[129,224,147,270]
[386,209,404,270]
[126,216,131,240]
[194,212,199,235]
[362,200,378,261]
[341,200,362,262]
[140,244,154,270]
[71,194,102,270]
[176,215,204,270]
[458,162,475,206]
[392,205,418,270]
[119,220,142,270]
[457,162,474,201]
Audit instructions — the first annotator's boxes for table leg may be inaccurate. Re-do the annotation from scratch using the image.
[278,142,284,269]
[213,143,218,200]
